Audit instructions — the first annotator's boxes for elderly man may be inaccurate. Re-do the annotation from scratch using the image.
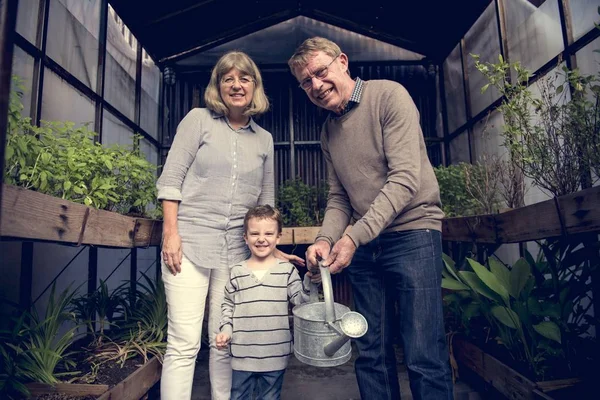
[288,37,453,400]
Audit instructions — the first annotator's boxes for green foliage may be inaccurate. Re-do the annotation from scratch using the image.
[473,54,599,196]
[4,76,160,217]
[0,284,81,398]
[443,236,598,380]
[277,177,328,226]
[93,273,167,366]
[70,280,128,346]
[434,163,485,217]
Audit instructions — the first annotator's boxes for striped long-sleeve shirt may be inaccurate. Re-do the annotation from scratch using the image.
[219,260,311,372]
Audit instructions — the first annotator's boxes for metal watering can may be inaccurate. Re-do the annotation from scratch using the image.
[292,264,368,367]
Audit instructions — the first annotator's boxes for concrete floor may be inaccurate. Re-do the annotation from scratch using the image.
[189,345,482,400]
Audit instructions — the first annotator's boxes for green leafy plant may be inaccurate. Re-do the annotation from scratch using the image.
[277,177,328,226]
[443,237,598,380]
[434,163,484,217]
[473,54,598,196]
[71,280,128,347]
[93,273,167,366]
[0,284,81,398]
[4,76,160,217]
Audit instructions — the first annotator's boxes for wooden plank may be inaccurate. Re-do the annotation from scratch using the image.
[280,227,294,245]
[97,356,162,400]
[560,186,600,235]
[535,377,582,393]
[453,336,485,378]
[26,382,109,396]
[496,198,561,243]
[293,226,320,244]
[443,215,497,243]
[133,218,162,247]
[483,351,536,400]
[1,184,87,243]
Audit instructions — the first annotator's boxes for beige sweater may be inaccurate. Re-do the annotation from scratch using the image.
[316,80,444,247]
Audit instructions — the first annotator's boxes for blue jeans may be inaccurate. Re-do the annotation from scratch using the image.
[346,229,453,400]
[230,369,285,400]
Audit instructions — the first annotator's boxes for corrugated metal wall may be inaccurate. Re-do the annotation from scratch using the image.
[162,62,439,195]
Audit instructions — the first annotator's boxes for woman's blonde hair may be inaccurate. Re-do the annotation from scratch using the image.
[204,51,269,116]
[288,37,342,76]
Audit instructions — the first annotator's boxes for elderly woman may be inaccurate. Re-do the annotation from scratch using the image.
[157,51,303,400]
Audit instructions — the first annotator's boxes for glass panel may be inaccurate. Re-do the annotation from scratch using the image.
[140,50,160,139]
[472,110,506,162]
[97,248,131,292]
[569,0,600,41]
[504,0,563,77]
[11,46,35,117]
[104,5,137,120]
[46,0,100,89]
[449,130,471,164]
[102,110,134,147]
[443,44,467,134]
[41,68,95,127]
[464,2,502,116]
[137,248,158,281]
[16,0,40,45]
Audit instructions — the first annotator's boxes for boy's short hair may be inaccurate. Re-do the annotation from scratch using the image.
[243,205,283,234]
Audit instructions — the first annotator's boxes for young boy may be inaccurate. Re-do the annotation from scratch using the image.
[215,205,313,400]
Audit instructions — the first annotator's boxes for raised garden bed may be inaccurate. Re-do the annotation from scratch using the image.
[26,357,161,400]
[452,336,585,400]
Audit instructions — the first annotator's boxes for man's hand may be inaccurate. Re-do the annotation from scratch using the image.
[322,235,357,274]
[305,240,331,272]
[215,332,231,350]
[162,231,183,275]
[274,248,306,267]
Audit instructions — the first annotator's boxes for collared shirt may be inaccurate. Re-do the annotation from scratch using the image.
[157,108,274,269]
[331,77,364,119]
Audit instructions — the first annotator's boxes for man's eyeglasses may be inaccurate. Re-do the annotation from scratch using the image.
[221,76,255,87]
[298,55,340,90]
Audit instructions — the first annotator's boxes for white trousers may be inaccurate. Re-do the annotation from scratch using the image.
[160,255,231,400]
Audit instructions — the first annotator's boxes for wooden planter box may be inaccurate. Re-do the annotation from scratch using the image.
[0,184,161,248]
[453,336,581,400]
[25,357,162,400]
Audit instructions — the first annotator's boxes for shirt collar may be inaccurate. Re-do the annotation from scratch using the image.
[211,110,256,132]
[331,77,364,119]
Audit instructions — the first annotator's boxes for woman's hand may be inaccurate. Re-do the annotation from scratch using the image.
[162,231,183,275]
[274,248,306,267]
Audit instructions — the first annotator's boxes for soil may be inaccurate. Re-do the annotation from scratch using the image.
[31,354,146,400]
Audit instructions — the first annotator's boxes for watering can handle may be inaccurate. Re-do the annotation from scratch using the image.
[319,263,337,325]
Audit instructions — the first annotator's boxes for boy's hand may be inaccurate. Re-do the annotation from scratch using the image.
[215,333,231,350]
[306,270,322,284]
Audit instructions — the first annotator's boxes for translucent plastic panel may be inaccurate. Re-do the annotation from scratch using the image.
[11,46,35,117]
[449,130,471,164]
[140,50,160,139]
[46,0,100,89]
[104,5,137,120]
[16,0,40,44]
[464,2,502,116]
[575,37,600,78]
[569,0,600,41]
[140,138,159,168]
[102,110,134,147]
[443,44,467,134]
[504,0,563,76]
[472,110,507,162]
[41,69,95,127]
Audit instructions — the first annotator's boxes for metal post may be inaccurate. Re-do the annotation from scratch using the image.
[0,0,19,220]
